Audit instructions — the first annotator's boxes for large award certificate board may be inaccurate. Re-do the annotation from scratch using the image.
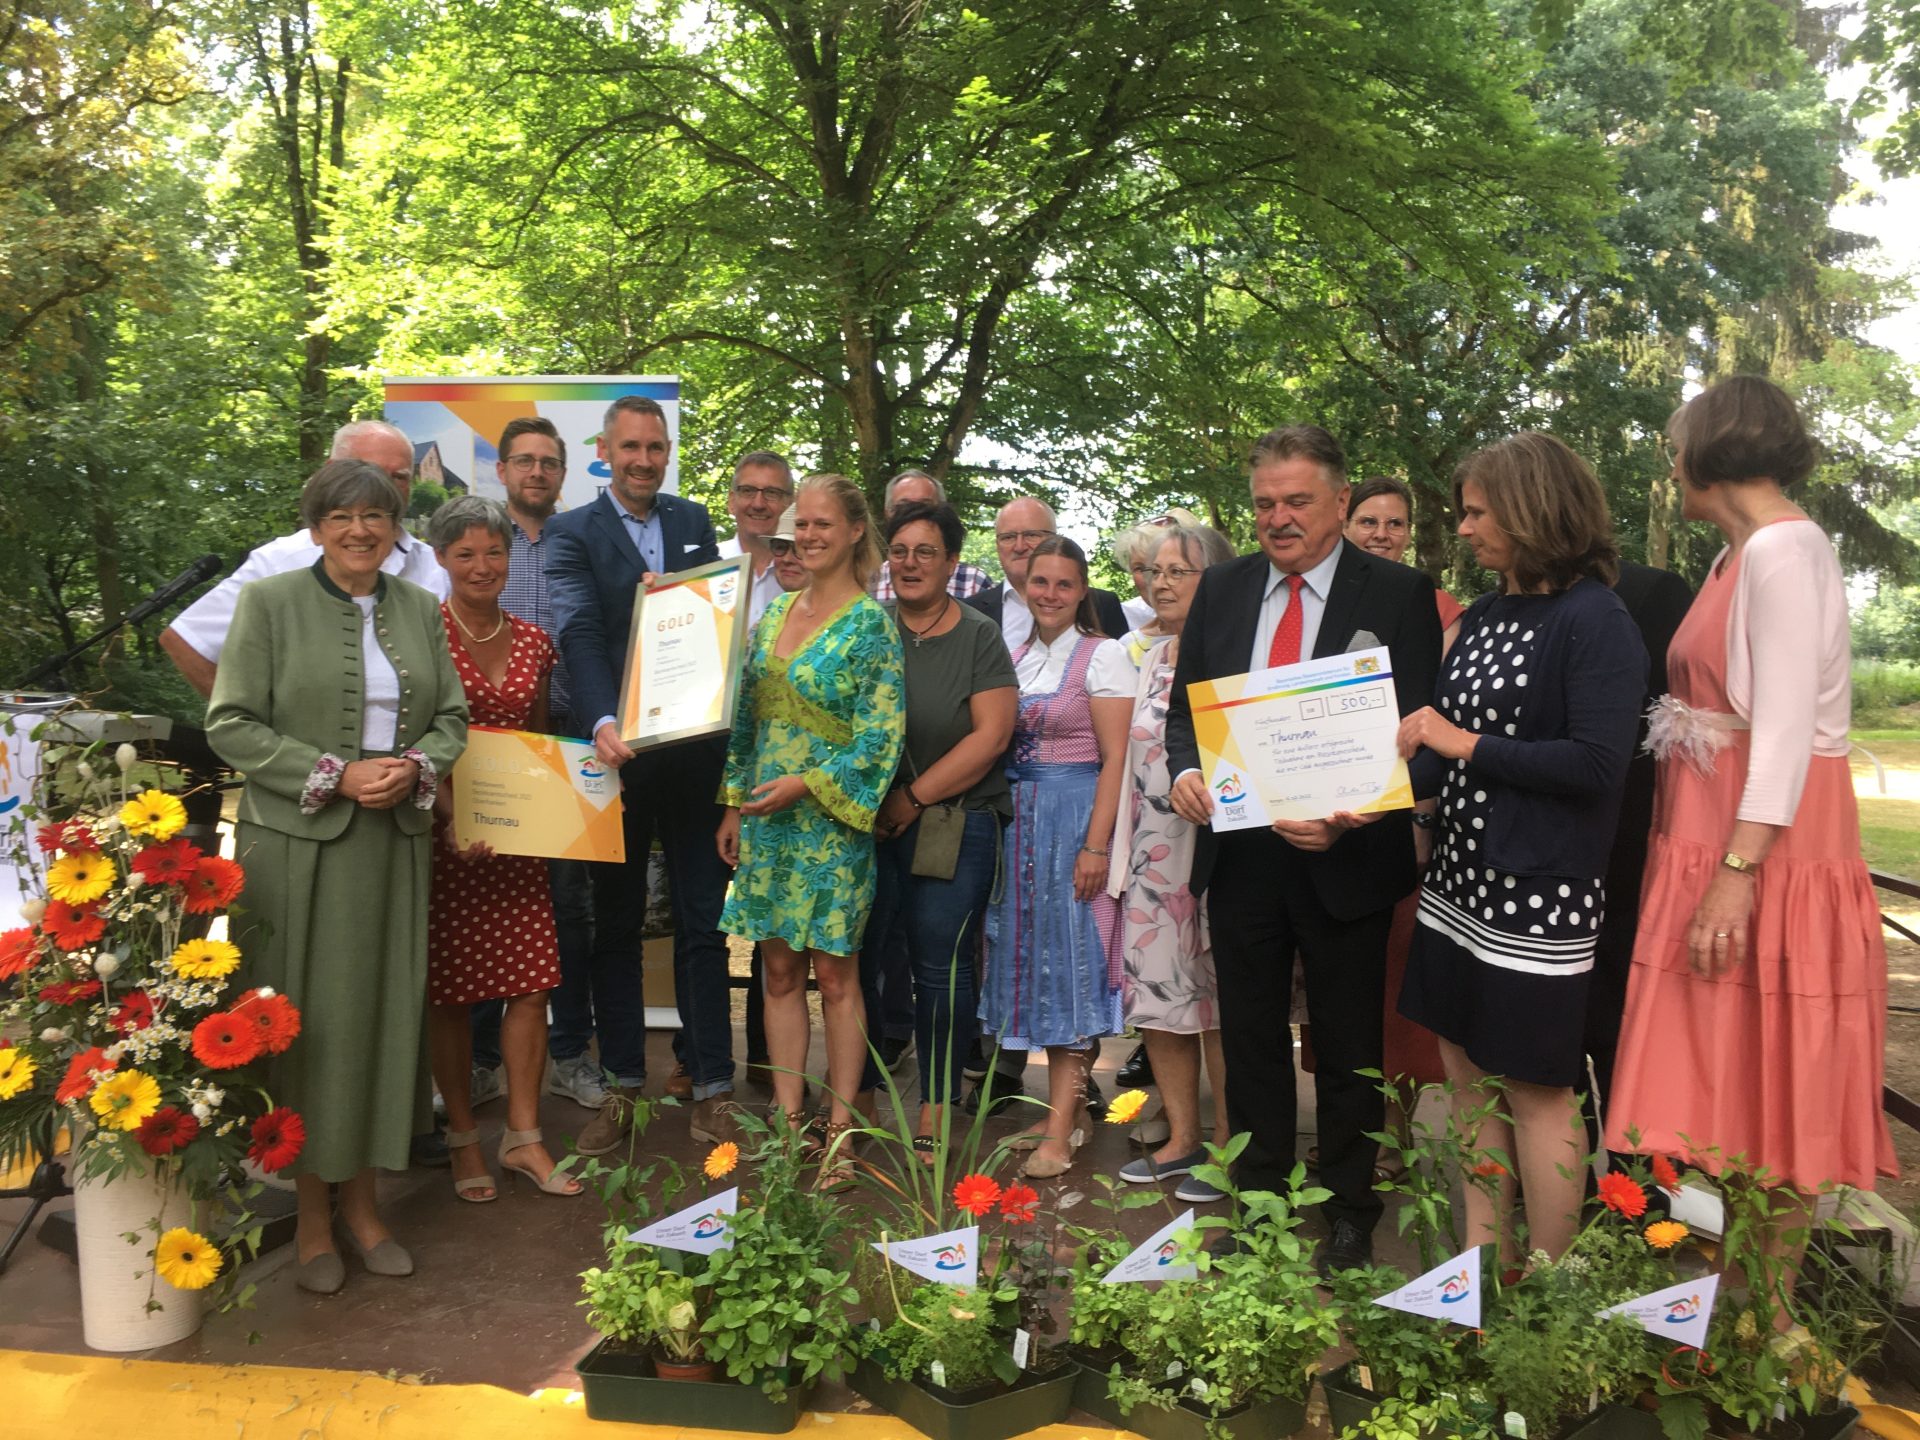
[616,555,751,751]
[1188,647,1414,831]
[450,728,626,861]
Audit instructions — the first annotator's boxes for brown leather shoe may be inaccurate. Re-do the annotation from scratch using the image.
[575,1085,644,1156]
[665,1064,694,1101]
[689,1096,747,1147]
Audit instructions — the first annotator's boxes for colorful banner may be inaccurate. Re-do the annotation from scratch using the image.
[872,1226,980,1288]
[0,710,44,928]
[383,375,680,513]
[629,1187,738,1255]
[1100,1209,1199,1284]
[449,728,624,862]
[1374,1245,1482,1328]
[1598,1272,1719,1351]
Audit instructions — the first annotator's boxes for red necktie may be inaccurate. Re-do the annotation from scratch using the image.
[1266,573,1306,667]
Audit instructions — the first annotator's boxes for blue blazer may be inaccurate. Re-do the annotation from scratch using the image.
[545,490,720,733]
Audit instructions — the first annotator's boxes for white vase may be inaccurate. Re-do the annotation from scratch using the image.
[70,1154,208,1352]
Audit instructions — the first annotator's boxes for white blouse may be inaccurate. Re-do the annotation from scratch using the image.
[354,595,402,754]
[1013,628,1136,700]
[1719,518,1852,827]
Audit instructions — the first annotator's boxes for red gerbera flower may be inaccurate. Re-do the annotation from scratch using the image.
[41,899,106,951]
[111,989,156,1034]
[55,1046,115,1104]
[130,838,203,886]
[135,1106,200,1156]
[190,1011,262,1069]
[248,1107,305,1172]
[1597,1171,1649,1220]
[999,1183,1039,1224]
[1472,1159,1509,1179]
[0,927,39,979]
[1651,1154,1681,1191]
[181,855,245,915]
[34,819,92,854]
[952,1172,1002,1217]
[233,990,301,1055]
[38,978,102,1006]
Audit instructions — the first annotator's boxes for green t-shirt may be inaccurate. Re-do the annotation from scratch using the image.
[891,602,1018,817]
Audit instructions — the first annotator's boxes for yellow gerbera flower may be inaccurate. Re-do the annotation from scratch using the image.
[1105,1088,1150,1125]
[169,937,241,980]
[154,1227,223,1290]
[0,1047,36,1099]
[704,1141,740,1179]
[88,1068,161,1131]
[1643,1220,1691,1251]
[119,789,187,841]
[46,850,115,905]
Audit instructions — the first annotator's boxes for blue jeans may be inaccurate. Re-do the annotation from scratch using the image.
[858,809,1001,1103]
[470,857,593,1070]
[586,740,735,1097]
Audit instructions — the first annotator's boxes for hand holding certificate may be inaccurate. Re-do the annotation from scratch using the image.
[1187,647,1414,832]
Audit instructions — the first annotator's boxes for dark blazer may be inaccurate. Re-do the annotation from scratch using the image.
[1600,563,1695,913]
[545,490,720,734]
[965,582,1130,640]
[1166,542,1443,917]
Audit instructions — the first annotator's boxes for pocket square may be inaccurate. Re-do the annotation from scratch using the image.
[682,541,701,551]
[1346,629,1381,652]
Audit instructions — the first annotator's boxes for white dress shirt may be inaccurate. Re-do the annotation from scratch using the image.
[169,528,449,663]
[1249,540,1346,671]
[999,582,1034,651]
[1121,593,1155,632]
[352,595,401,753]
[719,535,785,628]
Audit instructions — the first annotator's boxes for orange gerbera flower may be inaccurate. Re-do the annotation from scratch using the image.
[952,1173,1001,1217]
[181,855,245,915]
[1597,1171,1649,1219]
[1651,1154,1681,1190]
[41,898,106,951]
[232,990,301,1055]
[704,1142,739,1179]
[55,1046,115,1104]
[190,1011,262,1069]
[999,1183,1039,1224]
[0,927,40,978]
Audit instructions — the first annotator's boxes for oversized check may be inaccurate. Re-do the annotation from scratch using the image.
[450,727,625,861]
[617,555,751,750]
[1188,647,1414,831]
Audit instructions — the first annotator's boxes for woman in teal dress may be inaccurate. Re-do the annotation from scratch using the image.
[717,473,904,1169]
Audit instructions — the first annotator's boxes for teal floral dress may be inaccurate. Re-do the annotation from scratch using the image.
[719,592,906,956]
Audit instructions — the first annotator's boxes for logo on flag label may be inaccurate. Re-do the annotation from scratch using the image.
[1373,1246,1482,1329]
[629,1186,738,1255]
[1101,1210,1199,1284]
[873,1226,980,1289]
[1599,1273,1719,1351]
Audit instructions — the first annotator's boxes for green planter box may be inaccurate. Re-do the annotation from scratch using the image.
[1320,1362,1385,1438]
[574,1339,811,1432]
[847,1355,1076,1440]
[1560,1406,1664,1440]
[1064,1354,1304,1440]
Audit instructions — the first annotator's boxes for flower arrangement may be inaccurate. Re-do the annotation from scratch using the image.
[0,735,304,1300]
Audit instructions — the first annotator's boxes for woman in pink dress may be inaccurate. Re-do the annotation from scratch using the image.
[1607,377,1896,1261]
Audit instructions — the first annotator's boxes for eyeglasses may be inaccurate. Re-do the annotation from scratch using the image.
[768,537,796,556]
[1145,565,1201,583]
[505,454,564,474]
[319,511,396,530]
[995,528,1054,546]
[1349,516,1408,534]
[733,484,793,503]
[888,545,948,565]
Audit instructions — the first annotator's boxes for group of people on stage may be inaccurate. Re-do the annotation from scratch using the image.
[161,374,1893,1296]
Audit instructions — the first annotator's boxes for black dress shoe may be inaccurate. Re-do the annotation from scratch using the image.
[1083,1070,1106,1119]
[1319,1218,1373,1278]
[963,1072,1027,1117]
[1208,1229,1252,1259]
[1116,1043,1154,1089]
[410,1125,450,1169]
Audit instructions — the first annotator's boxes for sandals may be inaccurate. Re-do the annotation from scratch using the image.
[814,1120,859,1191]
[498,1126,584,1196]
[912,1134,938,1168]
[447,1129,497,1204]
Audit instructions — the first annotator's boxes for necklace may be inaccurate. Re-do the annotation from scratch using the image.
[899,595,952,648]
[447,603,506,644]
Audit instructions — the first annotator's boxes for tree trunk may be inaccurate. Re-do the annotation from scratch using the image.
[72,309,125,639]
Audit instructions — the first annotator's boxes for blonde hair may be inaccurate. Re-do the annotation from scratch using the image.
[796,472,883,589]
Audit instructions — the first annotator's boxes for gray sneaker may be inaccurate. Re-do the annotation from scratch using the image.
[547,1053,609,1110]
[1175,1171,1229,1204]
[470,1064,504,1108]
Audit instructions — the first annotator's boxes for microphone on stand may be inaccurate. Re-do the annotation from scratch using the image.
[123,554,225,626]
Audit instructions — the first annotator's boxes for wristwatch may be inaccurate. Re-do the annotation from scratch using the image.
[1410,811,1437,832]
[1720,852,1759,875]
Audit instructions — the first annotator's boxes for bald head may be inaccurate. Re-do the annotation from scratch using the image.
[331,420,415,503]
[993,497,1057,591]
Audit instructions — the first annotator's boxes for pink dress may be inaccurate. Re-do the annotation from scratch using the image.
[1605,524,1895,1189]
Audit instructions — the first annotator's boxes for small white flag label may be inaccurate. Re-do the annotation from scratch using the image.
[1598,1272,1719,1351]
[1373,1245,1482,1329]
[1100,1209,1199,1284]
[872,1226,980,1289]
[628,1186,738,1255]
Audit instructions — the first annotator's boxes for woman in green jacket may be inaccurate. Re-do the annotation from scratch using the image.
[208,460,468,1295]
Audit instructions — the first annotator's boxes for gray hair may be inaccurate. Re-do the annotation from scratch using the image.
[330,419,412,457]
[1112,507,1205,569]
[1155,523,1235,572]
[885,468,944,506]
[426,494,513,550]
[299,460,404,527]
[734,450,793,483]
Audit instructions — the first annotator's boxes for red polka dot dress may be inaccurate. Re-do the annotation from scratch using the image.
[428,609,562,1005]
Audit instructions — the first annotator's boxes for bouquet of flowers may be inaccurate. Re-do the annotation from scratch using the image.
[0,736,304,1297]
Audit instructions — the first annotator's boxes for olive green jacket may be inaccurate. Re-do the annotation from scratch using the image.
[206,563,469,840]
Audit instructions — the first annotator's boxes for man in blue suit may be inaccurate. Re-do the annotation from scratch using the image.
[546,395,740,1151]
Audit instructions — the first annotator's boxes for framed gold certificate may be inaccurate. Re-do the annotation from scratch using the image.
[450,727,626,861]
[616,555,751,750]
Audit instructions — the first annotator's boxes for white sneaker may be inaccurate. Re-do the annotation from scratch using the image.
[470,1063,504,1108]
[546,1053,609,1110]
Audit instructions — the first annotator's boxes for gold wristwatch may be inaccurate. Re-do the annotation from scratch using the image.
[1721,852,1758,875]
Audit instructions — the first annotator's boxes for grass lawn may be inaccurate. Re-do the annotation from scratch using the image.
[1851,730,1920,883]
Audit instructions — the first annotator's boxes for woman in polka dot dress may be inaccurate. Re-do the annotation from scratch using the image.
[425,498,578,1203]
[1395,435,1647,1263]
